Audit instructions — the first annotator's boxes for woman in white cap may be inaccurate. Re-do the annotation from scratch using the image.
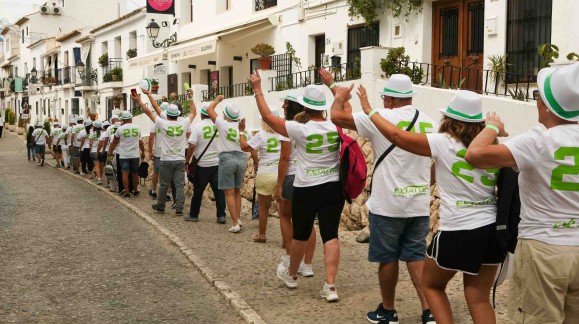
[250,70,345,302]
[275,93,317,277]
[96,121,111,185]
[50,122,63,168]
[342,85,503,322]
[107,121,121,192]
[466,63,579,324]
[60,124,70,168]
[78,120,95,177]
[149,101,171,199]
[206,97,248,233]
[239,106,282,243]
[89,121,104,184]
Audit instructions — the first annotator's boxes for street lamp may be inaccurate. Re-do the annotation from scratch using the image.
[7,74,13,83]
[76,60,98,85]
[146,19,177,48]
[76,60,85,74]
[30,67,38,83]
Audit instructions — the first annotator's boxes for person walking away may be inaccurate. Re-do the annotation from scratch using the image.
[131,88,196,215]
[96,121,111,185]
[108,121,121,192]
[149,102,172,200]
[251,72,345,302]
[0,114,4,138]
[90,121,104,184]
[60,124,70,168]
[275,94,317,277]
[107,111,145,199]
[26,125,36,161]
[70,116,85,174]
[347,85,503,323]
[326,70,436,324]
[50,122,63,168]
[205,97,248,233]
[465,62,579,324]
[78,120,94,176]
[32,122,49,166]
[184,103,226,223]
[239,107,282,243]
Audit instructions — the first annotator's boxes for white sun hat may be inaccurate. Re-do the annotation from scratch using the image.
[160,102,170,111]
[52,122,60,127]
[439,90,485,123]
[537,62,579,122]
[223,102,241,121]
[76,116,84,123]
[297,86,329,111]
[102,121,111,127]
[279,92,300,103]
[139,78,152,92]
[200,103,210,116]
[93,120,103,128]
[166,104,181,117]
[379,74,416,98]
[109,116,120,123]
[120,111,133,120]
[85,119,93,127]
[259,106,280,119]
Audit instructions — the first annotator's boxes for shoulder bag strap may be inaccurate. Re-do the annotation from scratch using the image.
[370,109,420,192]
[197,130,218,161]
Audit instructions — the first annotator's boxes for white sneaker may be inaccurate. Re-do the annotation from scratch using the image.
[96,178,102,185]
[320,282,339,302]
[276,267,298,288]
[228,224,241,233]
[238,220,243,228]
[277,255,290,273]
[298,262,314,277]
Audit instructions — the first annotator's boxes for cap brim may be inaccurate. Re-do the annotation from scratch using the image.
[296,95,328,111]
[439,109,485,123]
[379,91,417,98]
[166,112,180,117]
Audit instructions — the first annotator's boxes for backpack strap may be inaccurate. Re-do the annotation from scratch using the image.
[197,130,218,161]
[370,109,420,193]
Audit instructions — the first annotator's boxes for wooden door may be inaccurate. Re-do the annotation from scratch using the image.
[433,0,484,91]
[167,73,178,97]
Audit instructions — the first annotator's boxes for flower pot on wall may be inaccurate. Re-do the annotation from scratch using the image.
[114,101,121,108]
[258,57,272,70]
[112,74,118,81]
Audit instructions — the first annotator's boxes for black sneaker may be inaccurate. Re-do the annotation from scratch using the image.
[421,309,435,324]
[367,303,398,324]
[132,190,140,196]
[152,204,165,214]
[149,190,157,198]
[118,189,126,196]
[184,216,197,222]
[176,209,183,216]
[216,216,226,224]
[123,193,131,199]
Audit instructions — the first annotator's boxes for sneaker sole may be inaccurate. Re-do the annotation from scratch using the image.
[298,272,314,277]
[276,271,298,289]
[366,316,397,324]
[320,293,339,302]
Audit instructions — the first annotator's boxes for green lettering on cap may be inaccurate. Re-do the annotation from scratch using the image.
[302,97,326,106]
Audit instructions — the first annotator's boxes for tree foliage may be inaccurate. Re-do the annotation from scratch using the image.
[348,0,424,25]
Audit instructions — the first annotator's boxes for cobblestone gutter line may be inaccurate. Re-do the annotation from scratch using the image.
[7,132,266,324]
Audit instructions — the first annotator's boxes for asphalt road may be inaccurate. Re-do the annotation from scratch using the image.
[0,133,243,323]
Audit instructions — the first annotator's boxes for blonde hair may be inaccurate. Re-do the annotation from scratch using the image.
[262,121,275,133]
[293,108,325,124]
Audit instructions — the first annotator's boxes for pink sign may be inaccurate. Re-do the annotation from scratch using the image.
[147,0,174,12]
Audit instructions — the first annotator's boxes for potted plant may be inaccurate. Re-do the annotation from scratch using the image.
[113,93,123,108]
[126,48,137,59]
[150,78,159,94]
[251,43,275,70]
[111,67,123,81]
[98,53,109,67]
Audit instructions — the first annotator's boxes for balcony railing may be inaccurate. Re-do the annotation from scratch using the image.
[56,66,75,85]
[269,62,362,91]
[102,58,123,83]
[202,82,254,101]
[390,61,537,102]
[75,66,98,87]
[255,0,276,11]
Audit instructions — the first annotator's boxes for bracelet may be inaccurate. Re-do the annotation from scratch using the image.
[486,125,500,134]
[329,82,337,89]
[254,93,263,97]
[239,132,246,136]
[368,109,379,118]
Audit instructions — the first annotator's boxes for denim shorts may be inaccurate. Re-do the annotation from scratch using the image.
[368,212,430,263]
[119,158,140,173]
[218,151,248,190]
[281,174,295,201]
[90,152,98,161]
[153,156,161,173]
[35,144,46,156]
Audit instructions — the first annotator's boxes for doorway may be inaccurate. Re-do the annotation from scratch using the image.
[167,73,178,97]
[432,0,484,91]
[314,35,325,68]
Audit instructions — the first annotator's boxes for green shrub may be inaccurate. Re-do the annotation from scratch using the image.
[380,47,424,84]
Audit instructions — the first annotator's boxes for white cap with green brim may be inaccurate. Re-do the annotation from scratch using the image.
[297,86,329,111]
[379,74,416,98]
[537,63,579,122]
[279,92,299,103]
[120,111,133,120]
[224,102,241,121]
[160,102,170,111]
[166,104,181,117]
[439,90,485,123]
[200,103,210,116]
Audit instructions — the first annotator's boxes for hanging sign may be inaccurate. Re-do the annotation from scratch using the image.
[153,64,166,75]
[147,0,175,16]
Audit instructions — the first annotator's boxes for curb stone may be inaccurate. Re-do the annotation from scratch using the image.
[9,133,266,324]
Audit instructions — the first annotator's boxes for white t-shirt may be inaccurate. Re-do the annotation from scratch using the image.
[187,119,220,167]
[62,127,72,146]
[279,135,298,176]
[78,129,89,149]
[427,133,497,231]
[32,128,48,145]
[155,117,191,161]
[353,106,437,218]
[114,123,141,159]
[150,121,162,158]
[99,130,109,152]
[109,127,118,154]
[504,125,579,246]
[50,128,63,146]
[0,117,4,126]
[248,130,281,174]
[285,120,340,187]
[215,118,244,153]
[89,130,100,153]
[72,124,84,147]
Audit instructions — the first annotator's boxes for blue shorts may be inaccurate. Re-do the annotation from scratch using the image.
[120,158,139,173]
[153,156,161,173]
[368,212,430,263]
[35,144,46,156]
[218,151,248,190]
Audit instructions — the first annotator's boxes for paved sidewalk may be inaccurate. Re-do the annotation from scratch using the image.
[6,130,511,323]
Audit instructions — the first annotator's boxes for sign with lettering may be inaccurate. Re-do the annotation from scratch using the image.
[167,40,217,61]
[128,52,165,70]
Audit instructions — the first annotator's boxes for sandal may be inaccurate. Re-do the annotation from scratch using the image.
[252,233,267,243]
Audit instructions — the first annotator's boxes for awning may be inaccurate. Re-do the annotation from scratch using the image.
[166,37,217,61]
[128,51,166,70]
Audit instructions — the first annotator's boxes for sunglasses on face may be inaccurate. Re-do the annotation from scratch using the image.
[533,90,540,100]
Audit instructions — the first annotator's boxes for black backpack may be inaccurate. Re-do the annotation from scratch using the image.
[496,167,521,255]
[138,161,149,181]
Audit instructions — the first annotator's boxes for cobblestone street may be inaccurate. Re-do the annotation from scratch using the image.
[0,133,243,323]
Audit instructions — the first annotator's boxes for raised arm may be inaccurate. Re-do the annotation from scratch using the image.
[465,112,516,169]
[353,85,431,157]
[206,96,223,123]
[238,118,253,152]
[143,88,162,116]
[131,91,157,122]
[186,89,197,122]
[319,68,357,131]
[249,70,288,137]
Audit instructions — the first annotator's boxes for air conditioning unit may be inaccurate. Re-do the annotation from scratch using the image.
[52,5,62,15]
[40,5,50,14]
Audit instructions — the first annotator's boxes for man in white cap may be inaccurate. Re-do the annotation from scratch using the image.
[70,116,85,173]
[32,121,49,166]
[49,122,63,168]
[107,121,121,192]
[466,62,579,324]
[149,101,172,200]
[131,88,197,215]
[185,103,226,223]
[107,111,145,199]
[60,124,70,168]
[325,69,436,323]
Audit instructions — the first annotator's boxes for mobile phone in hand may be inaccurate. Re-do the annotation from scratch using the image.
[131,88,137,97]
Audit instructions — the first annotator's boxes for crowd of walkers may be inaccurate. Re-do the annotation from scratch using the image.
[24,63,579,324]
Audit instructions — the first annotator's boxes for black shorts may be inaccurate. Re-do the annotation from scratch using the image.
[52,145,62,153]
[427,223,505,275]
[98,152,108,163]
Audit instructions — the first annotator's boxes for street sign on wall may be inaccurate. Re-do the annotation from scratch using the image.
[147,0,175,15]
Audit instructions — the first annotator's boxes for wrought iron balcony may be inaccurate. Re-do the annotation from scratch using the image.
[255,0,276,11]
